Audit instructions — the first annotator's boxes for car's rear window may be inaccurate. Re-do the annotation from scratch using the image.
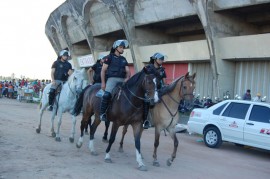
[249,105,270,123]
[213,103,228,115]
[222,102,250,120]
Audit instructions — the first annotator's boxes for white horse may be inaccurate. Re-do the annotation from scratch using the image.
[36,69,86,142]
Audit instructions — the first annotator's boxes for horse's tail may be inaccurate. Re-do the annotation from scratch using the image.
[72,85,92,116]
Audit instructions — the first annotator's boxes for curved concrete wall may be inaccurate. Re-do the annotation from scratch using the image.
[45,0,270,99]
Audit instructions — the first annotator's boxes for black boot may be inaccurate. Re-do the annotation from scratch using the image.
[48,88,56,111]
[143,101,151,129]
[100,91,111,122]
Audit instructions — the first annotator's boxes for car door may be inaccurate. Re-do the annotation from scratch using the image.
[218,102,250,142]
[244,104,270,149]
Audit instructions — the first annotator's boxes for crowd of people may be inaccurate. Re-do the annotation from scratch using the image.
[0,79,51,99]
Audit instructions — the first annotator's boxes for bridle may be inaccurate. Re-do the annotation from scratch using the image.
[161,76,194,129]
[124,73,156,108]
[67,74,83,97]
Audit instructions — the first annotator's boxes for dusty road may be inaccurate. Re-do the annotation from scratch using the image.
[0,98,269,179]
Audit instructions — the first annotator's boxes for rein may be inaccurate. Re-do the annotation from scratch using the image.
[125,74,155,102]
[161,76,194,130]
[67,79,76,96]
[122,90,142,109]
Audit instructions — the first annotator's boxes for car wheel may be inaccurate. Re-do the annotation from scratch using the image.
[204,127,222,148]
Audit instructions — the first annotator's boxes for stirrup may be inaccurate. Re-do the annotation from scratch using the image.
[100,113,107,122]
[143,120,151,129]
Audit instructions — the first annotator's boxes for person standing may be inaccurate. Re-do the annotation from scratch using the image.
[99,40,130,122]
[87,54,106,85]
[48,49,73,111]
[253,92,261,102]
[143,52,167,129]
[243,89,251,101]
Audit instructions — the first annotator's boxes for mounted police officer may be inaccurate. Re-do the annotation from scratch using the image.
[143,52,167,129]
[48,49,73,111]
[99,40,130,122]
[87,54,106,84]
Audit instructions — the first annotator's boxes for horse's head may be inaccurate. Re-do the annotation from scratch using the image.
[180,72,196,110]
[68,69,85,95]
[142,65,159,105]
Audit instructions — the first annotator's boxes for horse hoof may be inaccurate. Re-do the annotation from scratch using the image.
[104,158,112,163]
[69,137,74,143]
[138,165,148,171]
[153,161,160,167]
[55,137,61,142]
[36,128,40,133]
[102,139,109,143]
[118,147,124,153]
[76,143,82,148]
[167,159,172,166]
[91,151,98,156]
[51,132,56,138]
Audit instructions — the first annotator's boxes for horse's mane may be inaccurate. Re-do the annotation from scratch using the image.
[67,69,84,83]
[123,70,143,89]
[159,74,195,97]
[159,76,183,97]
[67,70,76,83]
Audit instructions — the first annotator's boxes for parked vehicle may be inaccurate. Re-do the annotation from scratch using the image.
[188,100,270,150]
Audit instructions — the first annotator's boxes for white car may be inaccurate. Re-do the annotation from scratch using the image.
[188,100,270,150]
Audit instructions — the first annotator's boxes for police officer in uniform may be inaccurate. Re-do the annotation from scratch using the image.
[87,54,106,84]
[143,52,167,129]
[48,49,73,111]
[99,40,130,122]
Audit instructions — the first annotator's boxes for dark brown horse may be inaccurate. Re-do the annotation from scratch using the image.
[118,72,196,167]
[75,66,158,171]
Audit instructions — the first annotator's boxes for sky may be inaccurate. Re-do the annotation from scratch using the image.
[0,0,66,80]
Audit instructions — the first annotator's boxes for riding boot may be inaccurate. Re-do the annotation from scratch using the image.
[100,91,111,122]
[48,88,56,111]
[143,101,151,129]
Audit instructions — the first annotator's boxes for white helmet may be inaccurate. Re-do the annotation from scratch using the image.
[151,52,168,61]
[98,54,106,60]
[112,40,129,49]
[59,50,70,57]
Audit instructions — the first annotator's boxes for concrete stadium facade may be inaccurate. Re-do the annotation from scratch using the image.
[45,0,270,101]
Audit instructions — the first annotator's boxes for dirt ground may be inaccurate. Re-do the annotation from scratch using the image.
[0,98,269,179]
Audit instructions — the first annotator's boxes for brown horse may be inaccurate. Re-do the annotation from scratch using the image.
[118,72,196,167]
[75,65,158,171]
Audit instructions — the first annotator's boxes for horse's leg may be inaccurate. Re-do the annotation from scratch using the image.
[88,114,101,155]
[76,112,91,148]
[102,120,110,143]
[131,123,147,171]
[166,128,178,166]
[118,124,128,153]
[69,115,76,143]
[153,127,161,167]
[104,122,120,163]
[55,110,63,142]
[36,103,46,134]
[50,108,57,138]
[84,119,89,135]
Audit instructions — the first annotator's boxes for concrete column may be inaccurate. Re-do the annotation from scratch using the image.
[103,0,143,72]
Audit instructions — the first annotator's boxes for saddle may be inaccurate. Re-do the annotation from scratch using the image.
[111,82,124,101]
[52,83,63,106]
